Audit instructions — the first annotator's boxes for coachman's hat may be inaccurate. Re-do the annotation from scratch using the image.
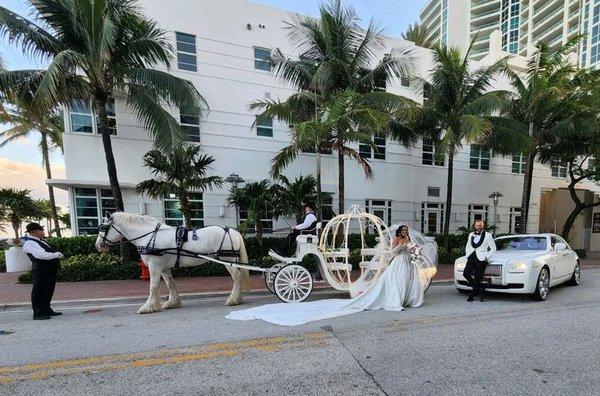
[26,222,44,233]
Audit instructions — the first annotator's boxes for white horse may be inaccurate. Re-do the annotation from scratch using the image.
[95,212,250,314]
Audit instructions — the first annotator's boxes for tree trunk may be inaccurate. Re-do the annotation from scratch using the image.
[337,147,345,214]
[316,149,323,220]
[255,215,263,249]
[519,150,536,234]
[443,150,454,254]
[95,96,129,262]
[561,205,583,239]
[179,191,192,228]
[40,131,61,237]
[11,220,20,239]
[95,97,124,212]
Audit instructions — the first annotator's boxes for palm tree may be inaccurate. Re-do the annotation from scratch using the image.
[402,23,433,48]
[0,0,206,213]
[227,180,280,247]
[0,188,43,238]
[0,88,64,236]
[136,145,222,228]
[407,43,507,254]
[265,0,413,213]
[487,38,585,233]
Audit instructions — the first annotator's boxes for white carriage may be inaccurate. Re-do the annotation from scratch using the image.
[261,205,438,303]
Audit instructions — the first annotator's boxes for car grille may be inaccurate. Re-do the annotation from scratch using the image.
[484,264,502,277]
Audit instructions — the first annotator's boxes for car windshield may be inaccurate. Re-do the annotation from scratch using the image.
[496,237,547,251]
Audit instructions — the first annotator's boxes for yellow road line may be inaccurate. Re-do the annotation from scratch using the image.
[0,332,327,385]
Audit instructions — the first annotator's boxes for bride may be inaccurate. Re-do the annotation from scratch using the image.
[226,225,424,326]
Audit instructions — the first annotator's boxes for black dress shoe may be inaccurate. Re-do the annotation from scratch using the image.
[48,310,62,316]
[467,295,475,302]
[33,315,51,320]
[480,295,486,302]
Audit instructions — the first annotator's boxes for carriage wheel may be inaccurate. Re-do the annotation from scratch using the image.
[274,264,313,303]
[264,263,285,294]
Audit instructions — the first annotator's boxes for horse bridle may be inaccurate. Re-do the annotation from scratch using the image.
[98,218,162,248]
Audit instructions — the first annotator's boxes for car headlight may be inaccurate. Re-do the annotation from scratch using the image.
[509,262,528,273]
[455,259,466,271]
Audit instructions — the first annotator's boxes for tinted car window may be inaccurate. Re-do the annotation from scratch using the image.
[496,237,547,251]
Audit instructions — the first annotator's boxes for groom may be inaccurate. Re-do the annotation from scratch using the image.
[463,219,496,302]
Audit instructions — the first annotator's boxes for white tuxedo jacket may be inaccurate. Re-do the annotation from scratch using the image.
[465,231,496,262]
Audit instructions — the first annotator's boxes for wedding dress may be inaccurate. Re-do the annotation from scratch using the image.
[226,244,424,326]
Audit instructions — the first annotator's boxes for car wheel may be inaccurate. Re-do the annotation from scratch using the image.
[566,261,581,286]
[532,267,550,301]
[457,288,470,295]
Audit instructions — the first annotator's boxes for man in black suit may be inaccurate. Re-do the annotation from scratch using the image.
[22,222,64,320]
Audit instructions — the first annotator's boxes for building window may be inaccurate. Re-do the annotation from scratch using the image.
[176,32,197,72]
[512,154,526,174]
[365,200,392,232]
[239,207,274,233]
[588,158,599,180]
[427,187,440,198]
[254,47,272,71]
[422,138,444,166]
[551,162,568,178]
[321,194,335,220]
[71,99,116,135]
[421,202,444,234]
[510,207,521,234]
[74,188,115,235]
[256,115,273,137]
[469,144,491,170]
[95,97,117,135]
[180,104,200,142]
[70,100,93,133]
[468,204,488,226]
[359,133,386,160]
[440,0,448,45]
[164,192,204,227]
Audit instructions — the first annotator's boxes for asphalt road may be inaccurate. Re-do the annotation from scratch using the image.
[1,269,599,395]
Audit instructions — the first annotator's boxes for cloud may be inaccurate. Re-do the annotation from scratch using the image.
[0,157,68,206]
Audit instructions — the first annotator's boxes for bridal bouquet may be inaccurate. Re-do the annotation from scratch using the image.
[407,243,423,265]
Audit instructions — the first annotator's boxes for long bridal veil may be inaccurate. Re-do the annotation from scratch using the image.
[226,244,425,326]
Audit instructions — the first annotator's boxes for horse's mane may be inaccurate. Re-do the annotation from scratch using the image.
[111,212,159,226]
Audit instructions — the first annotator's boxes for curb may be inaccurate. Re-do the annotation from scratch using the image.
[0,277,456,309]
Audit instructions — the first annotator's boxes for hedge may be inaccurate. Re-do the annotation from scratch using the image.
[0,250,5,273]
[14,231,472,283]
[18,254,139,284]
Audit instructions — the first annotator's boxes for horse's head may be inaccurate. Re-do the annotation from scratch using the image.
[95,212,124,252]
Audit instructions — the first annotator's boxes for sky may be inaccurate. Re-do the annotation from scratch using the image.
[0,0,427,209]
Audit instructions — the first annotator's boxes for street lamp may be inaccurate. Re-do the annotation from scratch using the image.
[225,173,245,226]
[488,191,504,235]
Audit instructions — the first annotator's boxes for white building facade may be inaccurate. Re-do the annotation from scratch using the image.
[49,0,599,250]
[420,0,584,63]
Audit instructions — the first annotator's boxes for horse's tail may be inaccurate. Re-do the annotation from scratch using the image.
[238,234,251,293]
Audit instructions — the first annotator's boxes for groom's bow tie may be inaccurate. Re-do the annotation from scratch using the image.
[474,231,481,235]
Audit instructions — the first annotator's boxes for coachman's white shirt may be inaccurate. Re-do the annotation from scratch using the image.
[465,231,497,262]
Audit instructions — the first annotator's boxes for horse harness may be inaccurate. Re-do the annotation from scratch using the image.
[99,220,240,268]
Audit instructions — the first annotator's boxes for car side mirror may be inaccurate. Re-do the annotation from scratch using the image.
[554,243,567,252]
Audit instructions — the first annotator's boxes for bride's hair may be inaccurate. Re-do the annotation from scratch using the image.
[395,225,411,241]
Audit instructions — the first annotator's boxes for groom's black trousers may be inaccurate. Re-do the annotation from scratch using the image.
[463,252,487,296]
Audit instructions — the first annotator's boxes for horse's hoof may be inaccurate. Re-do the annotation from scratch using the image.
[137,304,163,314]
[225,297,242,306]
[161,298,182,310]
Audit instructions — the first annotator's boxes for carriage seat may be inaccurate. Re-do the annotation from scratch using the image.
[325,262,353,272]
[296,234,318,245]
[360,248,380,257]
[300,221,322,235]
[359,260,380,271]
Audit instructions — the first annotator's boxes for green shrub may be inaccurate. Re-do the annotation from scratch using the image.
[438,247,465,265]
[18,253,139,284]
[0,250,5,273]
[575,249,587,258]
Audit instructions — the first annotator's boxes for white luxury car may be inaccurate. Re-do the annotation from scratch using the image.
[454,234,580,301]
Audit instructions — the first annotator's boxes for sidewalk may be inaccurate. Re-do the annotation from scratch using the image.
[2,256,598,307]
